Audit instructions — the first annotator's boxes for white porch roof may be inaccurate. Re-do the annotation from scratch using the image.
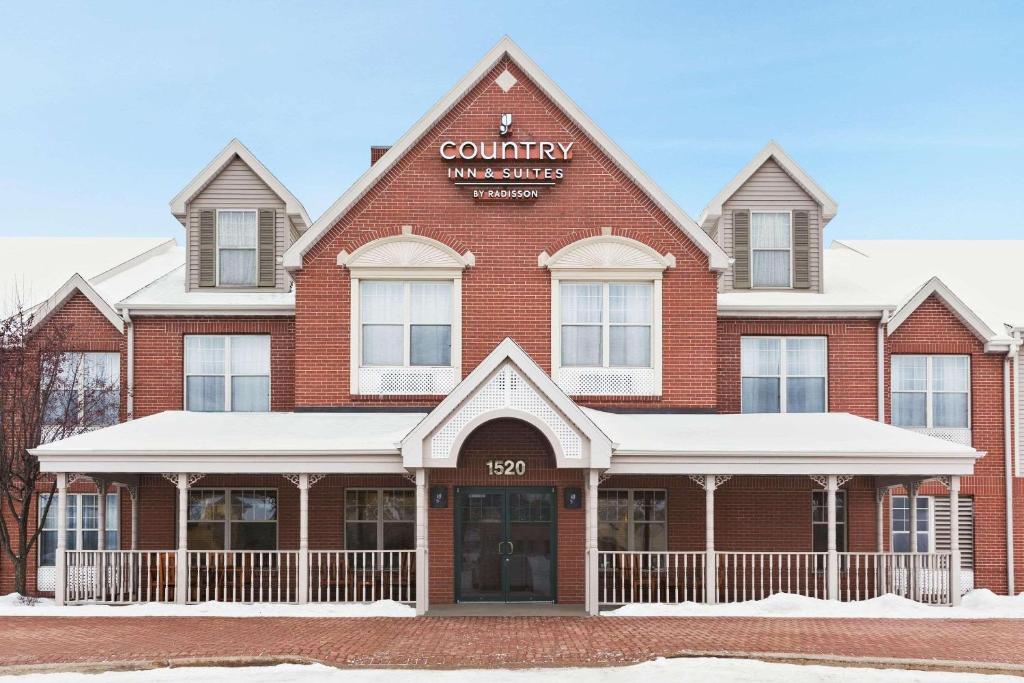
[34,408,980,478]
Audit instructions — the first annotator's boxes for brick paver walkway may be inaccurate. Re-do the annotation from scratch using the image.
[1,616,1023,670]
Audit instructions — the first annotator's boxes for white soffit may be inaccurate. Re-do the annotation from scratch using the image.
[169,138,311,227]
[283,36,730,272]
[698,141,839,228]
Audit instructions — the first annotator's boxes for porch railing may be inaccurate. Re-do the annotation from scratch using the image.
[717,551,828,602]
[186,550,299,603]
[839,552,952,604]
[65,550,176,604]
[308,550,415,603]
[598,551,705,605]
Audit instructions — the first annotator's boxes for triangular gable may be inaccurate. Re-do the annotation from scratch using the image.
[169,138,310,227]
[401,338,613,469]
[887,276,1006,351]
[30,273,123,333]
[284,36,729,272]
[699,141,838,229]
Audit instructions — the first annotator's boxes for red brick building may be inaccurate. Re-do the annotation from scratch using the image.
[9,38,1022,614]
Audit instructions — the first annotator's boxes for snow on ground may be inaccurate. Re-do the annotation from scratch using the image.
[1,659,1019,683]
[604,590,1024,619]
[0,593,414,617]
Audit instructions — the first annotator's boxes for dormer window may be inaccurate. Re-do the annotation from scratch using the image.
[217,210,259,286]
[750,211,792,288]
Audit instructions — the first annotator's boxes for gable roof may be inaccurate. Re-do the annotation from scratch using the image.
[401,337,613,468]
[283,36,730,272]
[887,275,1005,350]
[30,273,124,333]
[169,138,311,227]
[698,141,838,228]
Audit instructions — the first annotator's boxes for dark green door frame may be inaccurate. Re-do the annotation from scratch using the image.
[454,487,557,603]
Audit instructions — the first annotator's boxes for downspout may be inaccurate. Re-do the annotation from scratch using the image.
[1006,332,1020,595]
[122,308,134,421]
[877,310,889,423]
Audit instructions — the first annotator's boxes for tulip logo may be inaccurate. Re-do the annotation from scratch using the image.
[499,113,513,136]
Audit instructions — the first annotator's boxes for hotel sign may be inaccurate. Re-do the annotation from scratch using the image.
[439,113,573,200]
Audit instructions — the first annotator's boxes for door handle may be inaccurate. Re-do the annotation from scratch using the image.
[506,541,514,555]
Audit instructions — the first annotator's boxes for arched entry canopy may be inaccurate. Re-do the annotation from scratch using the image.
[401,338,613,469]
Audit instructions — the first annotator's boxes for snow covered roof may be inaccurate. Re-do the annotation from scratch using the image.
[0,237,181,318]
[118,265,295,314]
[33,411,428,474]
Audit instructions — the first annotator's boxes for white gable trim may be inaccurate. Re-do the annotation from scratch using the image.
[401,337,613,469]
[887,276,1003,350]
[283,36,729,272]
[169,139,311,227]
[699,141,838,228]
[30,274,124,333]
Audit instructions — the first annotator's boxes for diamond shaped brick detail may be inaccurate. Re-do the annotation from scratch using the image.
[495,69,517,93]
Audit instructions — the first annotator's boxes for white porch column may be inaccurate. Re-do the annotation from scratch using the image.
[96,478,107,552]
[908,480,920,601]
[875,488,885,553]
[826,475,839,601]
[414,468,428,615]
[949,475,962,606]
[129,487,139,551]
[175,473,188,604]
[298,473,310,604]
[704,474,717,605]
[585,469,600,615]
[55,473,68,606]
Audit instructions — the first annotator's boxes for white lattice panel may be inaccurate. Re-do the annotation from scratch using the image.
[358,366,458,395]
[37,566,55,592]
[907,427,972,447]
[557,367,657,396]
[431,364,582,461]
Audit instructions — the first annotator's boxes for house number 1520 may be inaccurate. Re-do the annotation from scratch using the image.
[486,459,526,476]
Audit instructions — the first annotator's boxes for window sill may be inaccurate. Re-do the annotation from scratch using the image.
[556,366,658,397]
[357,366,458,396]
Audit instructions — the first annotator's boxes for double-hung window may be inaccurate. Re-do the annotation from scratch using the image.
[217,210,258,286]
[345,489,415,551]
[38,492,119,567]
[741,337,827,413]
[597,489,667,554]
[361,281,452,367]
[560,282,652,368]
[811,490,847,553]
[187,489,277,551]
[891,355,970,428]
[892,495,931,552]
[42,352,120,429]
[185,335,271,412]
[750,212,792,288]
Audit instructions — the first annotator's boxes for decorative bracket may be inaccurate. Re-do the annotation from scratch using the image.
[809,475,854,489]
[123,484,139,502]
[933,475,952,489]
[282,474,328,489]
[160,473,204,488]
[598,472,613,485]
[66,473,88,486]
[402,472,417,485]
[688,475,732,490]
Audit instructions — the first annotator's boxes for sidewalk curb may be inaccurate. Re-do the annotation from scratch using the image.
[671,650,1024,677]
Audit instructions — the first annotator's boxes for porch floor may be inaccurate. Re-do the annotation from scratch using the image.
[426,603,586,617]
[2,615,1024,671]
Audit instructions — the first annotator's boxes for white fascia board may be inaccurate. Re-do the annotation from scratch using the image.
[698,141,839,228]
[400,336,613,465]
[284,36,729,272]
[35,451,405,474]
[609,451,980,476]
[119,304,295,317]
[169,139,311,227]
[30,273,124,333]
[887,276,1002,348]
[717,304,894,318]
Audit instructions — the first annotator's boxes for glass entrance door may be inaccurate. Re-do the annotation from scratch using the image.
[455,487,556,602]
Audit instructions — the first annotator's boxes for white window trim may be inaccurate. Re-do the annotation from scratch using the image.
[551,277,663,396]
[343,487,416,551]
[215,208,260,288]
[891,354,972,429]
[43,352,120,428]
[890,494,935,553]
[349,277,462,395]
[749,209,794,290]
[186,487,279,551]
[38,491,119,567]
[183,335,272,412]
[740,336,828,413]
[597,488,668,551]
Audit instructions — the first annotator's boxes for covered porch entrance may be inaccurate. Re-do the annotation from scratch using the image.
[455,486,556,603]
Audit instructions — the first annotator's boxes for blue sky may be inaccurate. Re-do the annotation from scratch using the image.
[1,1,1021,242]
